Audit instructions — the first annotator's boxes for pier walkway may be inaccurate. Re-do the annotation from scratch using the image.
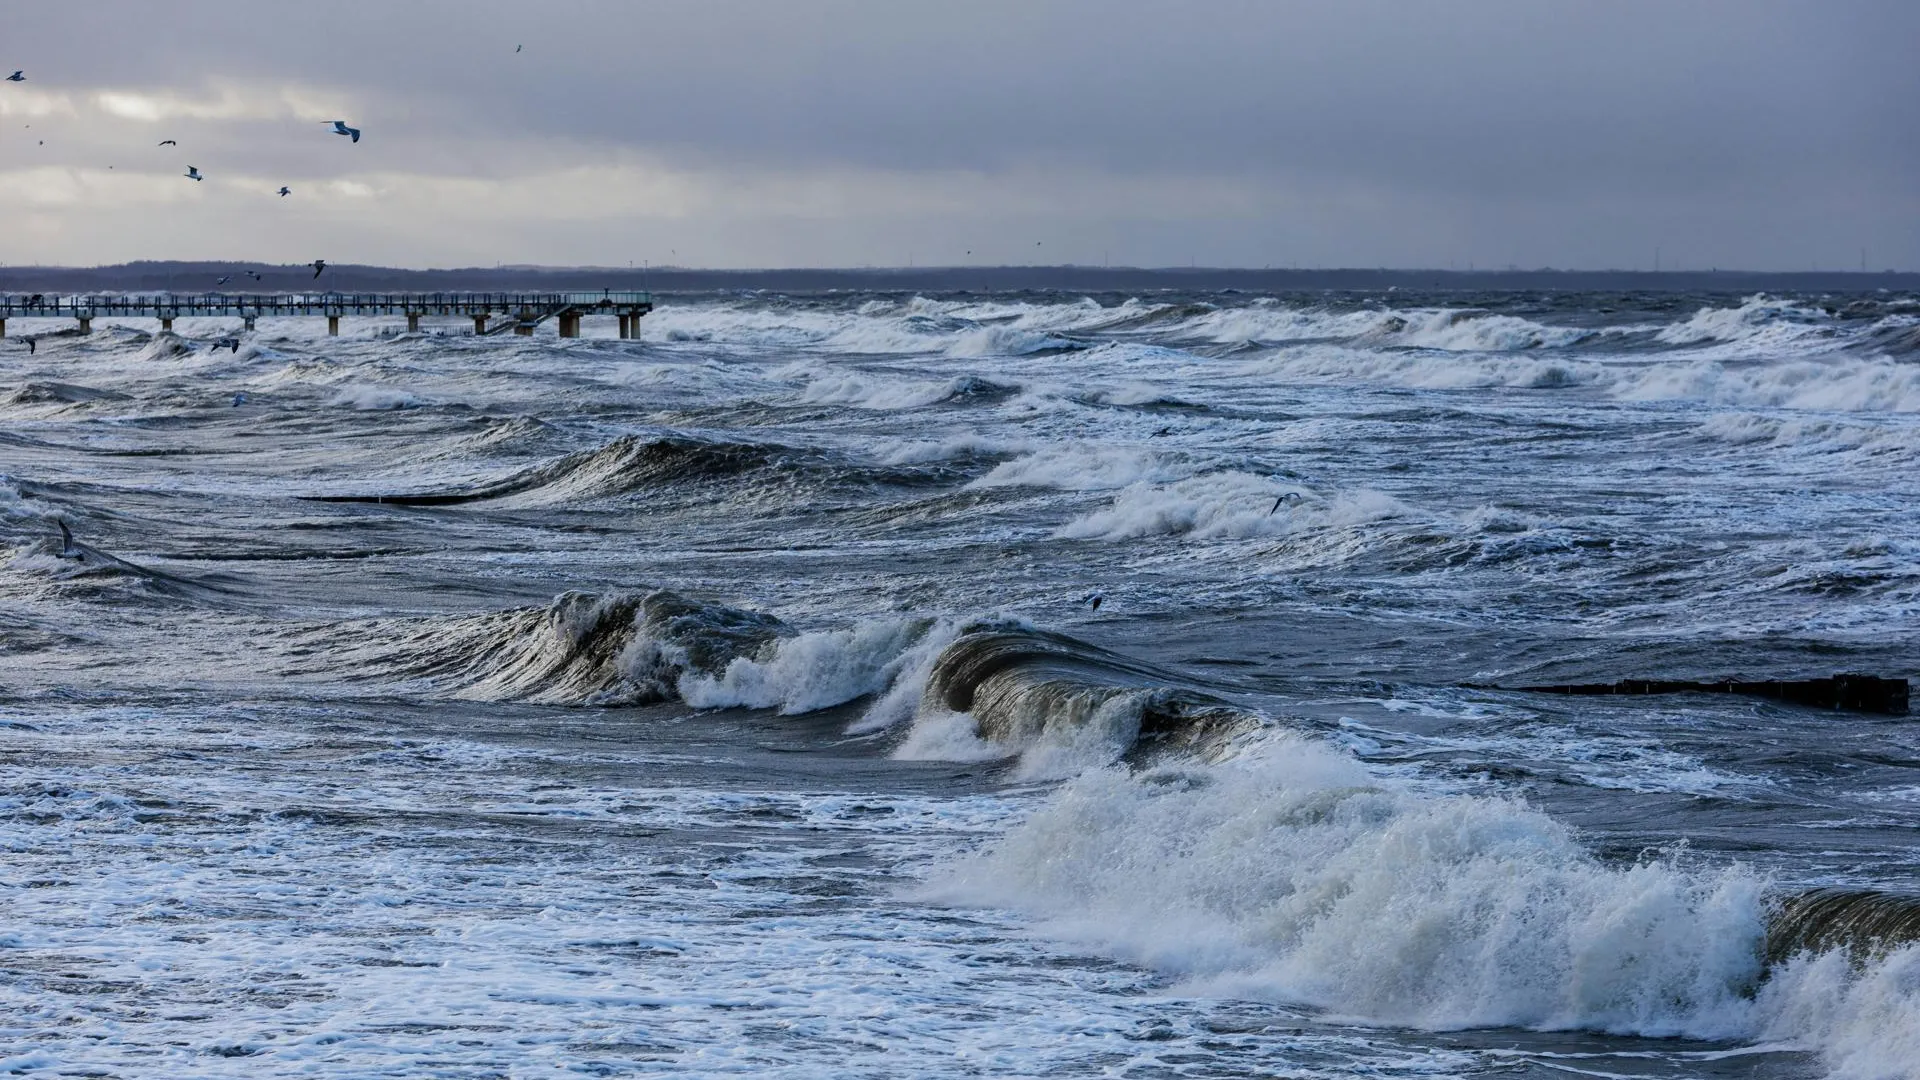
[0,291,653,338]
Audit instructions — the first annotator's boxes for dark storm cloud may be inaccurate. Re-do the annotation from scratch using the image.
[4,0,1915,268]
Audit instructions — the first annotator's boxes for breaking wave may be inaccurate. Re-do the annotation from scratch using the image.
[924,738,1920,1078]
[335,589,946,715]
[896,623,1260,777]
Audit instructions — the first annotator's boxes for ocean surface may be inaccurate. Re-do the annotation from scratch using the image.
[3,289,1919,1078]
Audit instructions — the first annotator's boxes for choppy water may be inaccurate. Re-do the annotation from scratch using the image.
[3,289,1919,1078]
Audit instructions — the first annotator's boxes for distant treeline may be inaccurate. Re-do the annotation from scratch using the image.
[1,261,1915,295]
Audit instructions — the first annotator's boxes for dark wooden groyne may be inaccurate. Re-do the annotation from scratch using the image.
[1510,674,1909,715]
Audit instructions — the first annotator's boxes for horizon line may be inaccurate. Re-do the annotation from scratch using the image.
[3,261,1915,276]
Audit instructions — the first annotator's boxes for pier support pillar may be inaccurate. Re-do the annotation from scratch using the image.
[513,323,533,337]
[77,317,91,335]
[328,316,340,336]
[243,316,256,332]
[159,318,172,332]
[406,312,421,334]
[0,318,6,338]
[627,310,642,341]
[473,315,488,336]
[617,314,630,339]
[558,311,581,339]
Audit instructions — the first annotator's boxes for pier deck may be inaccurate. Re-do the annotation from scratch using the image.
[0,291,653,338]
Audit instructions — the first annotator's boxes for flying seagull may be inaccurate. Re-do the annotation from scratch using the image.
[245,270,262,281]
[215,275,232,286]
[185,165,203,181]
[1149,426,1174,438]
[157,139,176,146]
[1269,492,1302,516]
[323,120,361,143]
[310,259,326,279]
[232,392,247,407]
[56,521,82,560]
[1085,591,1104,612]
[515,44,523,53]
[5,72,22,82]
[277,186,290,197]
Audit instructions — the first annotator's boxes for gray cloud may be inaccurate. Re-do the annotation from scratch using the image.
[4,0,1915,269]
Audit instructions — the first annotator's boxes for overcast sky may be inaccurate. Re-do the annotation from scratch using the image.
[2,0,1914,270]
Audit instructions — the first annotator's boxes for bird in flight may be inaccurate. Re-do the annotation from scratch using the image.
[5,72,23,83]
[185,165,203,181]
[157,139,176,146]
[515,44,523,53]
[215,275,232,286]
[245,270,263,281]
[56,521,82,560]
[277,186,291,196]
[310,259,327,279]
[323,120,361,143]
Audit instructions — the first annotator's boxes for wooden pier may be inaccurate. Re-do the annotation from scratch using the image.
[0,291,653,338]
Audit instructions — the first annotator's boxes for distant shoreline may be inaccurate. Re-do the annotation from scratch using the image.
[1,262,1914,295]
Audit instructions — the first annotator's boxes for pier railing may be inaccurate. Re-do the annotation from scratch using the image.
[0,291,653,337]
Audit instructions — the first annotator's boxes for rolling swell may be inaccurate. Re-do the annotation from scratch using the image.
[388,589,791,705]
[308,433,964,507]
[1768,888,1920,965]
[921,625,1259,764]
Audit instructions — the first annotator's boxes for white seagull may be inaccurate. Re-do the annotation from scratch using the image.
[185,165,203,181]
[323,120,361,143]
[56,521,82,560]
[5,72,23,83]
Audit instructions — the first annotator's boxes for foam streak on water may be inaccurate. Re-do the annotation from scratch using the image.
[3,289,1919,1078]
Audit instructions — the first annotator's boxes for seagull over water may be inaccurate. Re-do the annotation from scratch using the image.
[215,275,232,286]
[5,71,23,82]
[323,120,361,143]
[185,165,203,181]
[277,186,290,196]
[1269,491,1303,515]
[56,521,82,560]
[310,259,326,279]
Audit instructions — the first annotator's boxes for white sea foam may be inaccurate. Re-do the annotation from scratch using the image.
[0,477,51,523]
[1695,413,1920,456]
[678,616,941,716]
[329,384,429,410]
[134,331,195,362]
[1656,295,1831,348]
[946,325,1074,357]
[1247,342,1920,412]
[1612,358,1920,412]
[793,368,988,410]
[967,444,1188,491]
[923,739,1920,1076]
[1059,474,1410,542]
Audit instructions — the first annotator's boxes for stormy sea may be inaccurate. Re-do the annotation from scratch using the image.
[3,288,1918,1078]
